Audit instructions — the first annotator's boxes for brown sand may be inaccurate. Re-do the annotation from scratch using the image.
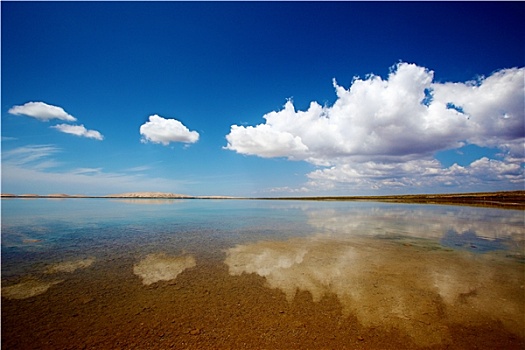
[2,238,524,349]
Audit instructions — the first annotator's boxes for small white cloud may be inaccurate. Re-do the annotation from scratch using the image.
[140,114,199,145]
[51,124,104,140]
[269,186,310,194]
[8,101,77,122]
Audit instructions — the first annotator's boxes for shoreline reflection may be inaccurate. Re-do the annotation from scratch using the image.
[304,204,524,252]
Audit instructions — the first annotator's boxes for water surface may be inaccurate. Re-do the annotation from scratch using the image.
[2,199,524,349]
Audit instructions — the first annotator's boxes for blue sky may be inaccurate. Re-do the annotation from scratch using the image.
[2,1,524,196]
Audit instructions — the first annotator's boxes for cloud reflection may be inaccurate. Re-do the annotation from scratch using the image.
[133,253,196,285]
[304,205,524,250]
[225,235,524,346]
[46,258,95,274]
[2,258,96,300]
[1,279,64,300]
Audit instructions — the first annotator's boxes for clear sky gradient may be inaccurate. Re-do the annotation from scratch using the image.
[2,2,524,196]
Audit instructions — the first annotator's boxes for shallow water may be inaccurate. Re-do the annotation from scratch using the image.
[2,199,524,349]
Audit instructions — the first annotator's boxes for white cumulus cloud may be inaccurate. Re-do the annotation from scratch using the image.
[140,114,199,145]
[225,62,524,192]
[306,156,524,192]
[8,101,77,122]
[52,124,104,140]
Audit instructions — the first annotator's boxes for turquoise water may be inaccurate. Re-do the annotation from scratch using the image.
[1,199,313,276]
[2,198,524,278]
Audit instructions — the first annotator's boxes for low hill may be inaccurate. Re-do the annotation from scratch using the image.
[105,192,194,199]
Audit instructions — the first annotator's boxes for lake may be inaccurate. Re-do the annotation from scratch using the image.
[2,198,524,349]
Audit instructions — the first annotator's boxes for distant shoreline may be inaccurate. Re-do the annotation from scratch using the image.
[1,191,524,209]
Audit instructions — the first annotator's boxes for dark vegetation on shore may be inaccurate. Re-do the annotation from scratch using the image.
[256,191,525,210]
